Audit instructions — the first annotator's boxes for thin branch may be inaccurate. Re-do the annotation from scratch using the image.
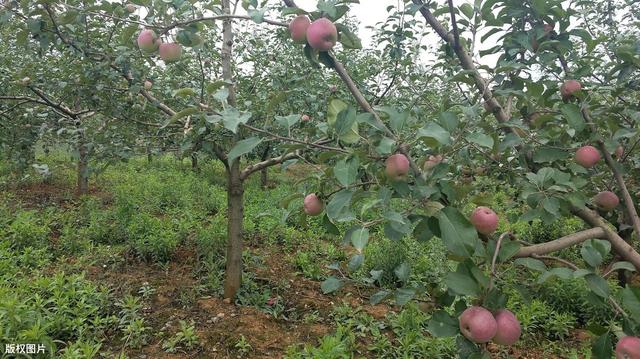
[240,151,299,180]
[446,0,460,50]
[515,228,607,258]
[531,254,579,270]
[241,123,350,153]
[582,108,640,241]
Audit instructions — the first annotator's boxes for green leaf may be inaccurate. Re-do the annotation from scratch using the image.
[394,262,410,282]
[445,272,480,296]
[335,23,362,49]
[466,132,494,149]
[514,258,547,272]
[585,274,609,298]
[610,261,637,272]
[533,147,569,163]
[321,276,343,294]
[326,189,355,222]
[173,87,197,98]
[350,227,369,251]
[394,288,415,305]
[334,156,359,186]
[347,254,364,272]
[227,137,262,164]
[219,108,252,133]
[418,122,451,146]
[561,103,586,133]
[581,239,610,268]
[275,114,300,130]
[427,311,459,337]
[437,207,479,258]
[621,285,640,318]
[591,332,612,359]
[369,290,390,305]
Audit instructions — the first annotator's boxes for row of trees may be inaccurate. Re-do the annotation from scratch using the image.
[1,0,639,355]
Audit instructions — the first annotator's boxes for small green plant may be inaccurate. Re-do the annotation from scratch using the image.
[126,213,178,262]
[162,320,200,353]
[234,334,253,357]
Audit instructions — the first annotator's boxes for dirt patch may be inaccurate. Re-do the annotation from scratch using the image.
[10,182,112,208]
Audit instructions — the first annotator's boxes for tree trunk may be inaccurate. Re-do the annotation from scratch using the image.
[147,146,152,163]
[76,140,89,194]
[223,162,244,299]
[191,152,198,171]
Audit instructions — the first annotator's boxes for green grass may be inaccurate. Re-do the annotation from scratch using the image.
[0,152,622,357]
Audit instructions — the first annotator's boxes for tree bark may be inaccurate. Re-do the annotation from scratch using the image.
[573,206,640,270]
[223,161,244,299]
[191,152,198,170]
[76,135,89,195]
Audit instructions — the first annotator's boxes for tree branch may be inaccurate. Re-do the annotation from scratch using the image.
[573,206,640,270]
[515,228,606,258]
[241,123,350,153]
[240,151,299,180]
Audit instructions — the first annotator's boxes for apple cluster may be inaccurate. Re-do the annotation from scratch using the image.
[288,15,338,51]
[459,306,521,345]
[137,29,183,63]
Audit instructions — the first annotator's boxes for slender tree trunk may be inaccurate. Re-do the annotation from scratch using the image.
[223,162,244,299]
[221,0,242,300]
[260,145,270,188]
[147,146,152,163]
[191,152,198,170]
[76,136,89,194]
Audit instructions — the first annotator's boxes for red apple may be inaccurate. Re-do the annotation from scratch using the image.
[125,4,136,13]
[137,29,159,53]
[575,145,600,168]
[301,114,310,121]
[470,206,499,235]
[594,191,619,211]
[289,15,311,44]
[385,154,410,181]
[306,18,338,51]
[303,193,323,216]
[144,80,152,90]
[492,309,521,345]
[459,306,498,343]
[615,145,624,159]
[159,43,182,62]
[560,80,582,100]
[616,336,640,359]
[329,85,338,93]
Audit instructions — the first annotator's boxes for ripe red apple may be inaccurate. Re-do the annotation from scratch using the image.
[423,154,443,171]
[159,43,182,62]
[385,154,410,181]
[594,191,619,210]
[137,29,159,53]
[470,206,499,235]
[615,145,624,159]
[144,80,152,90]
[492,309,521,345]
[306,18,338,51]
[575,145,600,168]
[459,306,498,343]
[303,193,323,216]
[329,85,338,93]
[560,79,582,100]
[125,4,136,13]
[289,15,311,44]
[301,114,310,121]
[616,336,640,359]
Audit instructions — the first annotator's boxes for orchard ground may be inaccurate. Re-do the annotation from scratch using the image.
[2,152,636,358]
